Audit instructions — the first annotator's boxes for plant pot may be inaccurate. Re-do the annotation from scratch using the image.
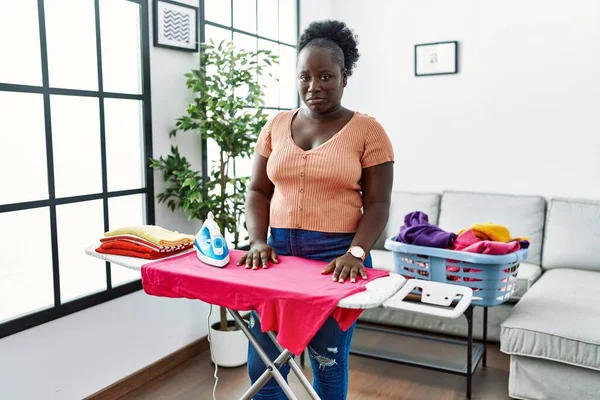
[209,319,249,367]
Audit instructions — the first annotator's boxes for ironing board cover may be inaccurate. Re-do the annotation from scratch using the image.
[141,249,389,355]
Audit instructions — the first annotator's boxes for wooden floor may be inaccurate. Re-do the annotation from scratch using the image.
[122,330,510,400]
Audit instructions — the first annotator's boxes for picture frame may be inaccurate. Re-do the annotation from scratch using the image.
[153,0,198,52]
[414,41,458,77]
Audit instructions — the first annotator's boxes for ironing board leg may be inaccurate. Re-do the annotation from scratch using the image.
[465,305,473,400]
[266,331,321,400]
[227,309,299,400]
[482,306,488,367]
[239,349,298,400]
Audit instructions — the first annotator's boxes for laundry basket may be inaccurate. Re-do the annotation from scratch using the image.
[384,238,529,307]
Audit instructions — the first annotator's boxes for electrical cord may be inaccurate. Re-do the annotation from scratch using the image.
[207,304,219,400]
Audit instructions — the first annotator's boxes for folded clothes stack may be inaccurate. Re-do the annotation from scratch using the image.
[96,225,194,260]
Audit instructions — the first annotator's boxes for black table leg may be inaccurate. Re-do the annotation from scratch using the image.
[483,306,488,367]
[465,305,473,399]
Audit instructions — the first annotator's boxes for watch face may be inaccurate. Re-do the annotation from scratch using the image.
[351,247,365,257]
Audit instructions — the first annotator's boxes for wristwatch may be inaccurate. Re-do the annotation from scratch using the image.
[347,246,366,261]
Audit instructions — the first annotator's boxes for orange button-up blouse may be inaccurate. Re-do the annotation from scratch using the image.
[255,109,394,233]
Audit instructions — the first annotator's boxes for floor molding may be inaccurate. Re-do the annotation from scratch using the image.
[85,337,209,400]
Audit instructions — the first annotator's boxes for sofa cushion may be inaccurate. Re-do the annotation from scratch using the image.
[371,250,541,302]
[542,198,600,271]
[511,262,542,301]
[373,191,441,250]
[501,268,600,371]
[437,190,546,265]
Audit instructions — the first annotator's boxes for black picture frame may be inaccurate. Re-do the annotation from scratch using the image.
[153,0,199,52]
[414,41,458,77]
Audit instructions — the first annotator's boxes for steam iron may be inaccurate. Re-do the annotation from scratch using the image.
[194,212,230,267]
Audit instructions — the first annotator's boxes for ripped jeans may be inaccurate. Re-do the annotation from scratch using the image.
[247,228,372,400]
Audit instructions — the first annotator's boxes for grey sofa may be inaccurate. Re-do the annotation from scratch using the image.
[362,190,600,400]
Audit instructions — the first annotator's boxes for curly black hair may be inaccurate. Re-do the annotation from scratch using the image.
[297,20,360,76]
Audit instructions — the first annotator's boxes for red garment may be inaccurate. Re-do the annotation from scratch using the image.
[96,240,191,259]
[452,230,521,255]
[141,249,389,355]
[100,234,190,252]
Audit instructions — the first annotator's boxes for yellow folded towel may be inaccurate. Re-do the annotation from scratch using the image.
[457,223,529,242]
[104,225,194,247]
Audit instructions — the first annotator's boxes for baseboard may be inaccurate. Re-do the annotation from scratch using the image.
[85,337,209,400]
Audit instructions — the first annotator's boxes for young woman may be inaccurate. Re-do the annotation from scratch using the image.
[237,20,394,400]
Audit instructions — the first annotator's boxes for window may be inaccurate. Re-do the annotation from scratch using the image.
[201,0,299,245]
[202,0,299,175]
[0,0,153,338]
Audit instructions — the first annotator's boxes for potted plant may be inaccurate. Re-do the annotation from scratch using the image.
[150,39,279,367]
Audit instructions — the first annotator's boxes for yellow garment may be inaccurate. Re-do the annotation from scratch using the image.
[104,225,194,247]
[457,223,529,242]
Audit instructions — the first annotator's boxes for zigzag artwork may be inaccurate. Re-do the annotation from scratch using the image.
[163,8,191,43]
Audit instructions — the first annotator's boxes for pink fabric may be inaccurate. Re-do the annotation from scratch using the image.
[452,230,521,255]
[141,249,389,356]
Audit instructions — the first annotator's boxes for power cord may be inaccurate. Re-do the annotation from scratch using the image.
[207,304,219,400]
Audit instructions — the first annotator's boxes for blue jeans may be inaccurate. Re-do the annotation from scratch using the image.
[247,228,372,400]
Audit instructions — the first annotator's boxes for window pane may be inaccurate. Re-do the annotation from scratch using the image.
[0,92,48,205]
[234,33,257,101]
[100,0,142,94]
[204,25,231,79]
[51,95,102,198]
[105,98,144,192]
[0,208,54,323]
[261,108,278,119]
[278,0,297,45]
[233,108,258,179]
[258,39,279,108]
[234,156,253,178]
[234,32,257,54]
[0,0,42,86]
[44,0,98,90]
[206,138,220,174]
[205,0,231,26]
[204,24,232,50]
[278,44,298,108]
[57,199,106,302]
[257,0,278,40]
[233,0,256,34]
[108,194,145,286]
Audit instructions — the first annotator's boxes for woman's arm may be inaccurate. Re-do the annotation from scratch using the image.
[236,154,278,268]
[322,161,394,282]
[351,161,394,253]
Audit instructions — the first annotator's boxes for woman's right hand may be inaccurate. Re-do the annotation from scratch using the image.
[236,242,278,270]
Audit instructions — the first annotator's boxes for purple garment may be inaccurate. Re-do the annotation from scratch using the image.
[396,211,457,248]
[518,240,530,249]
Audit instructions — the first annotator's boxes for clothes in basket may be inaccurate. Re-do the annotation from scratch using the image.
[393,212,530,296]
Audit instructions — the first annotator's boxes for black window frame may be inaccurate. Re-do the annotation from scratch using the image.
[0,0,154,339]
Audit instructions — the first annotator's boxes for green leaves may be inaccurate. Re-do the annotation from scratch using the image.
[149,40,279,248]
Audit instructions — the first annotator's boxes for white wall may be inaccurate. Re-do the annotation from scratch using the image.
[0,1,222,399]
[302,0,600,200]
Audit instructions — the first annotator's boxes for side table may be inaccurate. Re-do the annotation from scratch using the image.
[349,298,489,399]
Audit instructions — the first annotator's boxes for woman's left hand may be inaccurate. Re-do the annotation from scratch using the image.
[321,253,368,283]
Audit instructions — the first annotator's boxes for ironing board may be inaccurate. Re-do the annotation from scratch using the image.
[85,244,473,400]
